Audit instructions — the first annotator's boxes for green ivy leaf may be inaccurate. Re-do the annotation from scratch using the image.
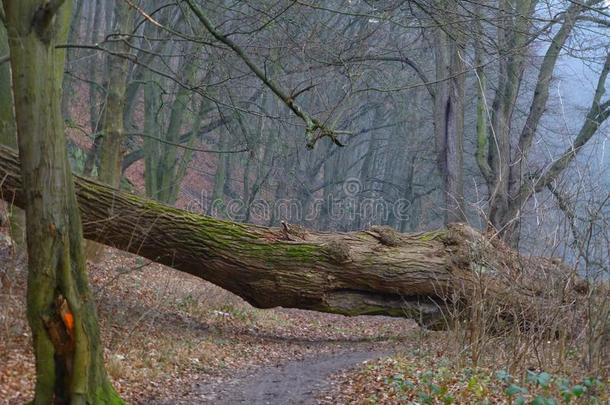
[505,384,527,396]
[495,370,511,383]
[527,371,552,387]
[571,385,586,397]
[531,396,546,405]
[418,391,433,404]
[582,377,599,388]
[530,396,558,405]
[442,395,455,404]
[537,372,552,388]
[555,378,570,392]
[527,370,538,384]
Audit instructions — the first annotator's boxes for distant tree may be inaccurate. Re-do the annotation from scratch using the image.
[430,0,467,224]
[0,19,24,247]
[97,0,134,188]
[143,46,203,204]
[475,0,610,245]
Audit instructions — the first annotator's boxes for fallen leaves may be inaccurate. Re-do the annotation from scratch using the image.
[0,238,413,404]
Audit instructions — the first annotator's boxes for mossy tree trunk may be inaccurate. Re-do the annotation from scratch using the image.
[98,0,133,188]
[143,52,200,204]
[2,1,122,403]
[87,0,134,261]
[0,144,585,331]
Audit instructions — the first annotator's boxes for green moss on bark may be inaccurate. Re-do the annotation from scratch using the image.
[4,1,124,403]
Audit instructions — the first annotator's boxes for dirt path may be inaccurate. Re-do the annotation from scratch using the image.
[183,348,391,405]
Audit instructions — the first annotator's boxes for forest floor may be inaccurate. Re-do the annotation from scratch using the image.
[0,236,412,404]
[1,235,608,404]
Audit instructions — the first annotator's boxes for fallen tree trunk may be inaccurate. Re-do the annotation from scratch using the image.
[0,145,585,329]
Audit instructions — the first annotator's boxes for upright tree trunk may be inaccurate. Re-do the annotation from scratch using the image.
[60,0,84,120]
[485,0,536,244]
[0,25,14,143]
[143,69,162,199]
[88,0,133,260]
[82,0,104,177]
[143,52,200,204]
[209,134,231,216]
[433,23,466,225]
[123,4,178,130]
[0,20,25,248]
[3,1,122,403]
[98,0,133,188]
[245,90,274,223]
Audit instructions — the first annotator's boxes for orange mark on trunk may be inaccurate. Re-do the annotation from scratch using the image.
[57,295,75,338]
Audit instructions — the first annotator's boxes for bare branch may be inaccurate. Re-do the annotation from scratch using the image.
[512,52,610,214]
[126,132,249,155]
[516,2,584,161]
[182,0,349,148]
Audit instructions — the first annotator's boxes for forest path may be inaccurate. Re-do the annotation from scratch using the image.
[194,346,391,404]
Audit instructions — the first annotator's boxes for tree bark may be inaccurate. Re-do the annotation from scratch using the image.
[485,0,537,244]
[433,5,466,225]
[2,1,122,403]
[0,145,585,331]
[143,50,200,204]
[98,0,133,188]
[82,0,104,177]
